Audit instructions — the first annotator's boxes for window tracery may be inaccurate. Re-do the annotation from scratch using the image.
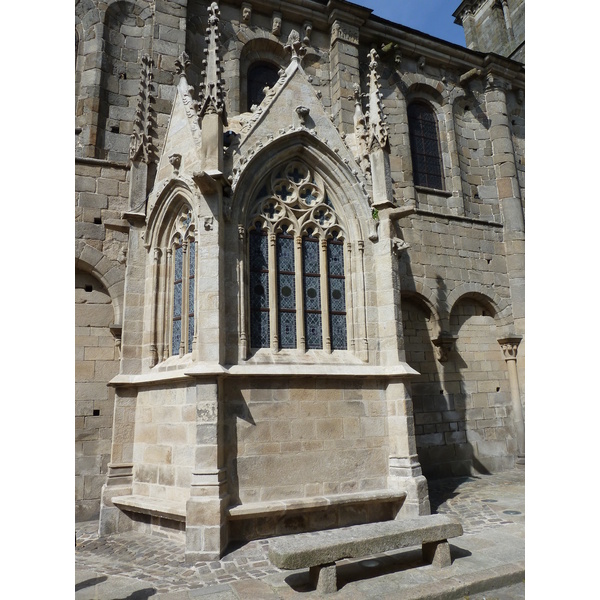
[247,161,347,353]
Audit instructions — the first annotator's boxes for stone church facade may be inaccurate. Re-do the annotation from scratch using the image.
[75,0,525,561]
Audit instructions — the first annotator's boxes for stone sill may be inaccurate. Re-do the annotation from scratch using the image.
[415,186,453,198]
[227,490,407,520]
[112,495,186,522]
[109,362,419,386]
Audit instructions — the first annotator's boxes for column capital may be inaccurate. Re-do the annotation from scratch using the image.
[432,333,457,363]
[498,336,522,359]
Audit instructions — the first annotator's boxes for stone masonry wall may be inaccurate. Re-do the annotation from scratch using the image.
[75,272,120,521]
[225,377,390,505]
[131,383,196,503]
[403,297,516,477]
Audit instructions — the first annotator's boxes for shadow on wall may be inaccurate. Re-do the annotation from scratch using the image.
[400,257,515,481]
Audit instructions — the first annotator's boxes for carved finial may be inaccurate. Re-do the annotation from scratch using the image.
[198,1,227,123]
[367,49,389,151]
[175,51,191,77]
[351,83,370,175]
[129,54,156,164]
[285,30,307,61]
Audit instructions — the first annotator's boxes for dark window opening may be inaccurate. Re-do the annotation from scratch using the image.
[408,102,444,190]
[84,285,93,292]
[247,62,280,111]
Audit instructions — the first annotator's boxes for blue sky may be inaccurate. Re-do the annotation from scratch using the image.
[352,0,466,47]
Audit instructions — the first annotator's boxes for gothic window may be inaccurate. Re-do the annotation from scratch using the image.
[247,161,347,353]
[153,203,196,363]
[408,102,444,190]
[247,62,280,111]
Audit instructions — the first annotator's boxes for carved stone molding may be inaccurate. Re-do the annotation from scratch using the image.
[433,333,457,363]
[295,105,310,126]
[272,12,282,37]
[129,54,156,164]
[330,20,359,45]
[498,336,521,360]
[285,30,307,61]
[169,153,182,175]
[241,2,252,25]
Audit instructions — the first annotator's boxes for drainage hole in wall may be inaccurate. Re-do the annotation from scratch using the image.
[110,125,120,133]
[84,285,93,292]
[92,409,100,416]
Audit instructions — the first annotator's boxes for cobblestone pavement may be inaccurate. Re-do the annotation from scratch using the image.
[75,469,524,597]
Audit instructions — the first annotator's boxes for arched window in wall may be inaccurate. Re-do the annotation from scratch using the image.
[247,161,348,352]
[408,102,444,190]
[152,203,197,363]
[247,61,280,111]
[169,206,196,357]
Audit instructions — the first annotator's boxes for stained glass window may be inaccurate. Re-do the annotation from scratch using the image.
[172,245,183,356]
[328,235,347,350]
[246,161,349,354]
[277,229,296,348]
[407,102,444,190]
[249,226,270,348]
[303,234,322,349]
[188,241,196,352]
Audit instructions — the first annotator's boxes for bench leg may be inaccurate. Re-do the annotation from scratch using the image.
[309,562,337,594]
[423,540,452,567]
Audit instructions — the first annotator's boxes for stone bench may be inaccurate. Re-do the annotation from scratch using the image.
[268,513,463,594]
[227,490,407,520]
[111,495,186,523]
[227,490,407,540]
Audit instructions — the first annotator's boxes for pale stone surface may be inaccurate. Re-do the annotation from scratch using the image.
[268,514,463,569]
[76,0,524,565]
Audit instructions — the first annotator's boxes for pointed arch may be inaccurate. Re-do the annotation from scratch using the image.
[232,130,372,243]
[233,133,371,358]
[145,180,199,364]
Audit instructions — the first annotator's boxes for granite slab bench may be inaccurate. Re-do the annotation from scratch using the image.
[227,490,407,520]
[268,513,463,594]
[111,495,186,522]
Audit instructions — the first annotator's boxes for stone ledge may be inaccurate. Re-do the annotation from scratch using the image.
[227,490,407,520]
[112,495,186,522]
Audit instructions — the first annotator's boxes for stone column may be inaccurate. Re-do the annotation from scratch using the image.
[393,86,416,207]
[119,214,147,374]
[375,214,429,515]
[486,74,525,337]
[498,336,524,465]
[387,380,431,516]
[98,387,137,535]
[186,379,229,561]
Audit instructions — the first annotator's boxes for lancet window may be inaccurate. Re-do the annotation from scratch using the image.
[152,203,196,363]
[247,161,348,353]
[407,101,444,190]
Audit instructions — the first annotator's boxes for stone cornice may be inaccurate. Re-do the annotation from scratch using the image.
[108,362,420,387]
